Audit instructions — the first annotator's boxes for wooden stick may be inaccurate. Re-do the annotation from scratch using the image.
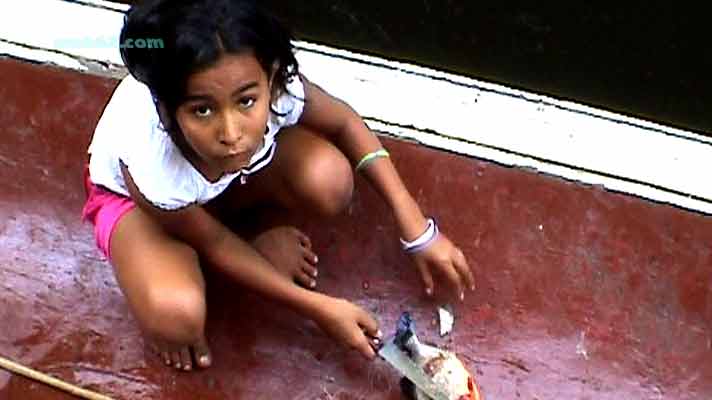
[0,355,115,400]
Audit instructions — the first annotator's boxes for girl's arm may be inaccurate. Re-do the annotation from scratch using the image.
[120,162,380,358]
[298,76,476,300]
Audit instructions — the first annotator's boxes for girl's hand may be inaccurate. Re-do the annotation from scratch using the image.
[314,297,382,359]
[410,232,475,301]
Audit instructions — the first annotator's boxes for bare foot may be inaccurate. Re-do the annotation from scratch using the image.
[251,226,319,288]
[150,337,212,372]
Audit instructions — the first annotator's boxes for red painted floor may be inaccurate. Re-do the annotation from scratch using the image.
[1,58,711,400]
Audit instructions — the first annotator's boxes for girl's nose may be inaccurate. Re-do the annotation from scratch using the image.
[219,112,242,146]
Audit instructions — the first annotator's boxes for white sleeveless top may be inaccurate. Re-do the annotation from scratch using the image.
[88,74,305,210]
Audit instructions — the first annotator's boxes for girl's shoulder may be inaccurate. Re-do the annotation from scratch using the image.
[92,74,160,143]
[88,74,195,207]
[89,73,166,168]
[111,74,156,113]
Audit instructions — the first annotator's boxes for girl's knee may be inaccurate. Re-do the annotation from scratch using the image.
[142,285,206,343]
[298,148,353,217]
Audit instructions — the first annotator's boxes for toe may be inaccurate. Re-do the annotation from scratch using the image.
[161,352,171,366]
[180,348,192,371]
[302,247,319,265]
[170,352,182,370]
[193,338,212,369]
[301,262,318,279]
[294,273,310,288]
[297,270,316,289]
[294,228,312,249]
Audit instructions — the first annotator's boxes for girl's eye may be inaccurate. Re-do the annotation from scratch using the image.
[239,97,256,109]
[193,106,212,118]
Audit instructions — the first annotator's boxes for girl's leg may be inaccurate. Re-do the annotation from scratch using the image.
[254,125,355,217]
[109,206,212,371]
[104,126,350,369]
[215,124,354,218]
[209,125,354,287]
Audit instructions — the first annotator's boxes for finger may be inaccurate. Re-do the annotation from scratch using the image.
[440,261,465,301]
[358,311,381,339]
[454,248,476,291]
[354,336,377,360]
[295,229,312,248]
[161,352,171,366]
[416,261,435,296]
[301,262,318,279]
[302,247,319,265]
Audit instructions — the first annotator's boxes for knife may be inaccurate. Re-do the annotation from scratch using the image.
[378,337,450,400]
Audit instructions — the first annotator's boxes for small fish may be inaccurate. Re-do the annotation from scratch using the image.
[394,313,482,400]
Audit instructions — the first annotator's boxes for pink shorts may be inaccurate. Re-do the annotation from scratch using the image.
[81,165,136,260]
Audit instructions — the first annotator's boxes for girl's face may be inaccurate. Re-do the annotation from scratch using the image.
[175,52,273,179]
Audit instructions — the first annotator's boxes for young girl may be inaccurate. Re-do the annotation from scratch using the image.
[82,0,475,372]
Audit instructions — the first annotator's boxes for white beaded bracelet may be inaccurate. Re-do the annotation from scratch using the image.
[400,218,439,254]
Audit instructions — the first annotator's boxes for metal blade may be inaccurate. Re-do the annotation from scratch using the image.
[378,338,449,400]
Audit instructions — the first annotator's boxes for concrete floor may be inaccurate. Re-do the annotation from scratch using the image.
[1,58,711,399]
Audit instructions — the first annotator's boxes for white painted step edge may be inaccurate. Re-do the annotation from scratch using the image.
[1,0,710,215]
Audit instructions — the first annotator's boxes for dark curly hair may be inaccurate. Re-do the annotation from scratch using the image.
[119,0,299,127]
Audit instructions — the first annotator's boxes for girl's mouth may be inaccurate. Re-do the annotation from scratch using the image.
[220,150,254,172]
[222,138,263,168]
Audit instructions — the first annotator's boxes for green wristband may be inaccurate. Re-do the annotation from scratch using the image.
[355,149,390,172]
